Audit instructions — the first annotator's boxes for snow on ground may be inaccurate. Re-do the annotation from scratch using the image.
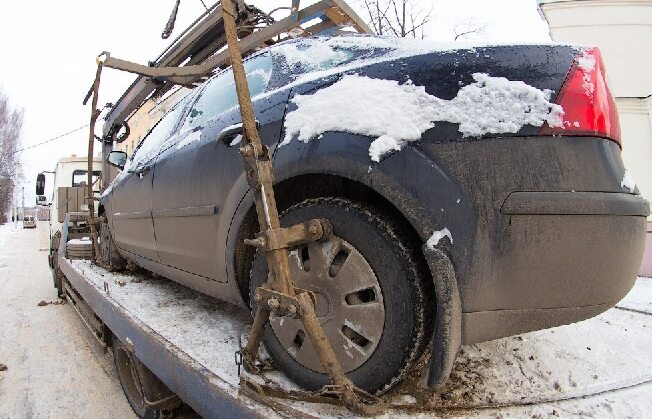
[3,221,651,418]
[282,73,564,162]
[0,222,135,418]
[618,276,652,314]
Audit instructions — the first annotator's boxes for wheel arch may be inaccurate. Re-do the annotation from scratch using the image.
[227,139,477,304]
[229,172,428,306]
[226,141,474,389]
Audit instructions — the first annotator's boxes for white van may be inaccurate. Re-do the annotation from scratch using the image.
[22,214,36,229]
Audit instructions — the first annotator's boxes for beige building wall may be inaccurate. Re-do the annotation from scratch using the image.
[618,97,652,203]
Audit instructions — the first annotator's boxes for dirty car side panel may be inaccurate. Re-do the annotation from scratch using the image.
[150,88,290,291]
[366,137,647,343]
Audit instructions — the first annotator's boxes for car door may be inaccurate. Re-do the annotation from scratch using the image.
[110,103,187,261]
[152,51,290,285]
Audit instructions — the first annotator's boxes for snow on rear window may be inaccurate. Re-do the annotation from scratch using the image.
[275,36,468,75]
[277,40,357,72]
[282,73,564,162]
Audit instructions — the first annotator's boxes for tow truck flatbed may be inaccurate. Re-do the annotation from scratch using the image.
[55,244,652,418]
[58,231,366,418]
[58,258,272,418]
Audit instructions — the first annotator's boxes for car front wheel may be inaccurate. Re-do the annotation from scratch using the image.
[249,197,433,394]
[100,219,126,271]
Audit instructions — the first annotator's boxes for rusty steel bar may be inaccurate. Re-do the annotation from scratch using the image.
[222,0,295,297]
[243,305,271,370]
[84,60,103,262]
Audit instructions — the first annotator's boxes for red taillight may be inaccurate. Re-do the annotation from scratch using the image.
[541,48,621,147]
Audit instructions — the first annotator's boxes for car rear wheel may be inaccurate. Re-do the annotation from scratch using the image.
[249,197,433,394]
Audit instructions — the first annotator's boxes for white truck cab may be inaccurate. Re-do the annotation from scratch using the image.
[36,155,102,273]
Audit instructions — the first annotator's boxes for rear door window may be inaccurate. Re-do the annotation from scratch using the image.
[183,52,273,130]
[131,102,186,167]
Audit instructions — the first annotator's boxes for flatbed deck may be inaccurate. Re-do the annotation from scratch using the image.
[59,259,271,418]
[56,252,652,418]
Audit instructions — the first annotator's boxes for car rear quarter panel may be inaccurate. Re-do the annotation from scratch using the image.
[370,136,646,342]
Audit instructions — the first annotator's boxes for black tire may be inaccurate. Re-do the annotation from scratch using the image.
[249,197,433,394]
[100,220,126,270]
[112,335,179,419]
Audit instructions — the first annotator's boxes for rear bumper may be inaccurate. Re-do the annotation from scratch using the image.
[462,191,648,343]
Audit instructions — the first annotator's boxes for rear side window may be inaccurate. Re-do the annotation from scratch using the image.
[184,52,273,130]
[131,103,186,166]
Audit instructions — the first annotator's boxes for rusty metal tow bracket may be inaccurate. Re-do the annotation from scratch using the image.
[82,54,108,264]
[221,0,385,415]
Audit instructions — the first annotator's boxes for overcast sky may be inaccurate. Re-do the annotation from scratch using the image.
[0,0,550,204]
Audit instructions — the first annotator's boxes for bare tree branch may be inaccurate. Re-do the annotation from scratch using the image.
[0,90,24,223]
[453,19,488,41]
[357,0,433,38]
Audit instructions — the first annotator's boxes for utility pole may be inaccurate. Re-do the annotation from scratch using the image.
[22,186,25,220]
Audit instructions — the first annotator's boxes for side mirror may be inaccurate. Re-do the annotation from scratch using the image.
[36,173,45,195]
[107,150,128,170]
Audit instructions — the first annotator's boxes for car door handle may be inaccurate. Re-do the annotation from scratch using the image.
[216,120,260,146]
[129,166,151,177]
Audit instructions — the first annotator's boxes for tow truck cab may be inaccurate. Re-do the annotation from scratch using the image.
[36,156,102,266]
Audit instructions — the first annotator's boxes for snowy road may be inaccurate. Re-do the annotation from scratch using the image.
[0,222,135,418]
[0,221,651,418]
